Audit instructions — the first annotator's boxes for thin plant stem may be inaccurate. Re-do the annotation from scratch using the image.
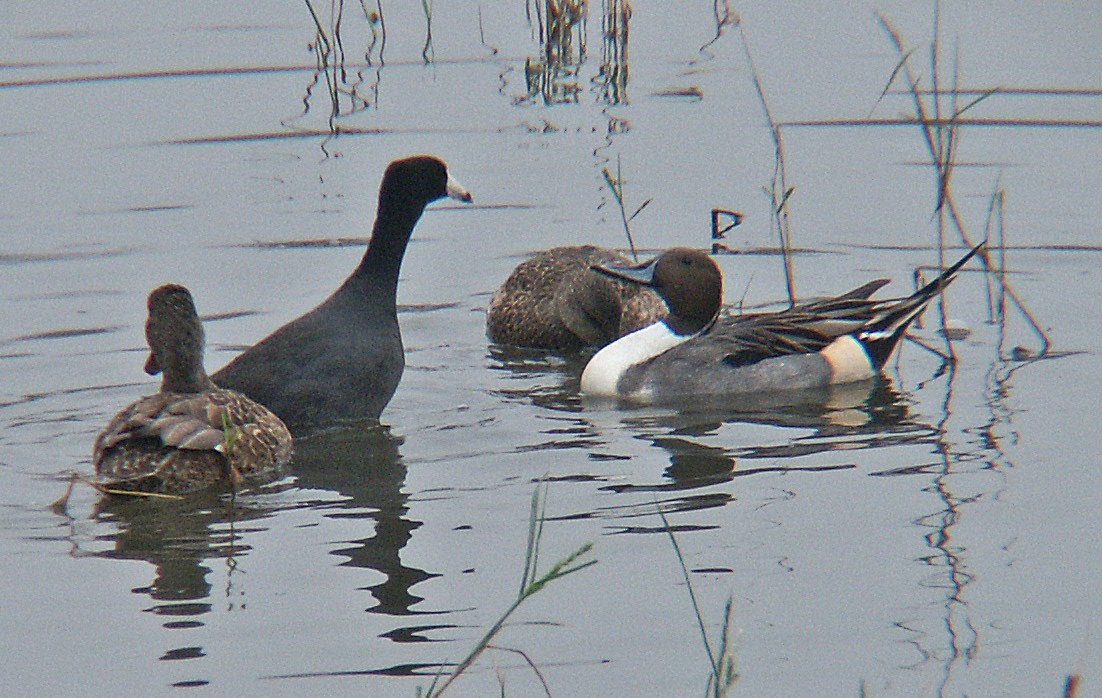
[304,0,332,54]
[735,23,796,306]
[420,0,433,63]
[425,483,596,697]
[601,156,649,262]
[50,472,80,512]
[980,181,1005,325]
[485,645,553,697]
[876,12,1051,356]
[656,505,720,687]
[520,481,547,596]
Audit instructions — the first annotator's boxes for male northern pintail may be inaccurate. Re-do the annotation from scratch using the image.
[580,243,983,401]
[487,245,666,352]
[94,284,293,495]
[213,156,472,434]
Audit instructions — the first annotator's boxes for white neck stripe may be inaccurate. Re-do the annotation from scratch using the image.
[581,322,691,396]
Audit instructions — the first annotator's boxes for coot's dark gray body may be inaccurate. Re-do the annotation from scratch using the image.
[213,156,471,434]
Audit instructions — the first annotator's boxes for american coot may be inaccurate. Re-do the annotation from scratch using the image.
[580,243,983,401]
[94,284,293,495]
[213,155,472,434]
[486,245,666,352]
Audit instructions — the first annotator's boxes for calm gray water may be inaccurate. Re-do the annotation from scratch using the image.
[2,2,1100,696]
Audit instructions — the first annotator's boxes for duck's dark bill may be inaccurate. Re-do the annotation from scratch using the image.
[144,352,161,376]
[591,256,660,286]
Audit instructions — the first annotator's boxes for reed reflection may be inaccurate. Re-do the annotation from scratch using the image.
[299,0,387,132]
[890,237,1054,694]
[516,0,587,105]
[899,288,1049,696]
[513,0,633,112]
[595,0,631,105]
[899,362,978,697]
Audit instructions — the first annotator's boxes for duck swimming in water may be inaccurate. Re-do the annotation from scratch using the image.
[487,245,667,352]
[213,155,472,434]
[94,284,293,495]
[580,243,983,402]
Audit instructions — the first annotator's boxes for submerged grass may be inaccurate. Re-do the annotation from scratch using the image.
[419,482,596,697]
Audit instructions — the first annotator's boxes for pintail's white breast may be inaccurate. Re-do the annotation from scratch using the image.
[580,320,692,397]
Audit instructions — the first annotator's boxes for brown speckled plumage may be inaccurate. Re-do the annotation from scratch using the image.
[486,246,667,352]
[94,284,292,495]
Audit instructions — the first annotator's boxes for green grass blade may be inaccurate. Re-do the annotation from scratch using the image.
[656,505,719,682]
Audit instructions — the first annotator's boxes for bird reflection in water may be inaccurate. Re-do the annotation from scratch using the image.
[604,379,925,496]
[90,421,444,678]
[290,423,435,617]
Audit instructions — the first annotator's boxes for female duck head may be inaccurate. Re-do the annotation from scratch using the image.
[593,247,722,335]
[143,283,213,394]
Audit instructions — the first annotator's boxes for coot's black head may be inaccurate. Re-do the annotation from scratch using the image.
[380,155,472,211]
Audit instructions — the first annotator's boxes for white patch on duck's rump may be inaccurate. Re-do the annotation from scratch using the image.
[820,334,875,384]
[581,322,690,397]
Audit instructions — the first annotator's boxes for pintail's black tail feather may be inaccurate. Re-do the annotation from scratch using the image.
[832,278,891,302]
[857,242,984,369]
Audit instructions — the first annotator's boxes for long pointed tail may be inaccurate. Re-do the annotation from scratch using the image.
[858,242,984,368]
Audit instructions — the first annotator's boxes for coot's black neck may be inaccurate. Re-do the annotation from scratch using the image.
[344,192,428,306]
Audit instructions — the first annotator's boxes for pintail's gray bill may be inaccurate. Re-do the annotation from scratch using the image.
[591,255,660,286]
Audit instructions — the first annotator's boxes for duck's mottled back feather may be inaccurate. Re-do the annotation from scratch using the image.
[94,387,292,494]
[487,246,667,352]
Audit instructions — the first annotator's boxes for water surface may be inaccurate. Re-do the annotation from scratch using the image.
[2,2,1100,695]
